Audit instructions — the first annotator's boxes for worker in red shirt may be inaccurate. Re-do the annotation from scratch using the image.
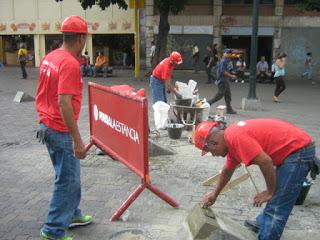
[150,51,183,103]
[35,16,92,240]
[194,119,317,240]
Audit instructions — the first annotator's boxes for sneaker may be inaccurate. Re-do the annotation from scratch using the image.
[69,215,93,228]
[273,96,279,103]
[244,220,259,233]
[40,231,73,240]
[235,80,238,83]
[241,80,245,83]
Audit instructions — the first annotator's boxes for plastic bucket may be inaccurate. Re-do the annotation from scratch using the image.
[295,180,312,205]
[167,123,184,139]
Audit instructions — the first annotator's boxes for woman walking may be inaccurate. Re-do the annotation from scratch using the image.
[273,53,287,102]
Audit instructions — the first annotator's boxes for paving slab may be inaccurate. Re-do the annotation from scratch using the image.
[0,67,320,239]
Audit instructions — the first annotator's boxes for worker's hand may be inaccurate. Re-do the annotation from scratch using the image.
[201,192,217,209]
[73,139,87,160]
[253,190,272,207]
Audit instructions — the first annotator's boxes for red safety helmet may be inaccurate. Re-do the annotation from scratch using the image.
[194,121,219,156]
[170,51,183,64]
[60,16,88,34]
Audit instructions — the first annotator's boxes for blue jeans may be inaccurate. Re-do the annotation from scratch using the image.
[40,123,82,238]
[257,145,315,240]
[150,75,167,104]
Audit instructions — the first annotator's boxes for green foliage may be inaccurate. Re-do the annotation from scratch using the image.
[55,0,128,10]
[298,0,320,11]
[154,0,188,14]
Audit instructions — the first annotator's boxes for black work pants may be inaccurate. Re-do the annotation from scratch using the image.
[206,65,213,83]
[208,81,232,110]
[274,76,286,97]
[20,61,27,79]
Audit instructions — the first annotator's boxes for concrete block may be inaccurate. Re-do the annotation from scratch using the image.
[241,98,262,111]
[13,91,34,103]
[185,204,219,240]
[148,139,175,157]
[215,212,256,240]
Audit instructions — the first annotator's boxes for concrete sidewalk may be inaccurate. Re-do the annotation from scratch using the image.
[0,67,320,240]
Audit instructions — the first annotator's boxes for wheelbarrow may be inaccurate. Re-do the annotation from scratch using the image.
[170,104,205,143]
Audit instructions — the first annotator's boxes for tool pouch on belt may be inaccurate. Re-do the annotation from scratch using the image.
[36,129,48,144]
[310,156,320,180]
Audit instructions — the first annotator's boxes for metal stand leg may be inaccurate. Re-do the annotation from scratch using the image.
[147,183,179,208]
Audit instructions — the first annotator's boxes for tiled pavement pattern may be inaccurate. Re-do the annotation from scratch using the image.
[0,67,319,240]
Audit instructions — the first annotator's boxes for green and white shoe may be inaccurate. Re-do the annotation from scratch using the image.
[40,231,73,240]
[69,215,93,228]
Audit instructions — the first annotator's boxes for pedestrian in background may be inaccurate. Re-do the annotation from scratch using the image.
[93,51,108,77]
[204,45,214,84]
[35,16,93,240]
[273,52,287,103]
[256,56,269,83]
[150,41,156,67]
[207,48,237,114]
[17,44,28,79]
[150,51,182,103]
[192,43,200,73]
[235,56,246,83]
[302,52,314,84]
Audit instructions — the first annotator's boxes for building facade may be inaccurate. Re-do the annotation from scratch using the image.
[0,0,135,67]
[144,0,320,77]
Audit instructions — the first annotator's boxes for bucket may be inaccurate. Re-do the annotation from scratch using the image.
[295,180,312,205]
[167,123,184,139]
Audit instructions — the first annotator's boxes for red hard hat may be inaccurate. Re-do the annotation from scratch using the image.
[60,16,88,34]
[170,51,183,64]
[194,121,219,156]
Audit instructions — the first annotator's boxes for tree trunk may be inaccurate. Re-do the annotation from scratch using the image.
[152,9,170,68]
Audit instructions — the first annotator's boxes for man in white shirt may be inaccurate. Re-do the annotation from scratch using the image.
[192,43,200,73]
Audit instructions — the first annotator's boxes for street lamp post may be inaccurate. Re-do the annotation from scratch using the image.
[241,0,262,110]
[248,0,259,99]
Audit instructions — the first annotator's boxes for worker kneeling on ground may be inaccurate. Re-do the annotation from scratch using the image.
[194,118,318,240]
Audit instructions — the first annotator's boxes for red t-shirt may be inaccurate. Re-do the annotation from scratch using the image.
[224,118,312,170]
[35,49,83,132]
[152,57,174,81]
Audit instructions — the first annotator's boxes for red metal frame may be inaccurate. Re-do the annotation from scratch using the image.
[86,82,179,221]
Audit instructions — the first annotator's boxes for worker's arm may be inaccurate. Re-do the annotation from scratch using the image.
[202,165,235,208]
[58,94,86,159]
[251,151,276,207]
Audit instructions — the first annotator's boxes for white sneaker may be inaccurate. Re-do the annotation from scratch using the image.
[241,80,244,83]
[235,80,238,83]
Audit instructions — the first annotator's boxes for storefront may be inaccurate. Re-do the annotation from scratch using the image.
[0,34,34,66]
[0,0,135,67]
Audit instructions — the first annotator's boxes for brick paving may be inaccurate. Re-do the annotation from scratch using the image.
[0,66,319,239]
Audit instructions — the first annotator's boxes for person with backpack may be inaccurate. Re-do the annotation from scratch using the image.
[273,53,287,103]
[17,44,28,79]
[207,48,237,114]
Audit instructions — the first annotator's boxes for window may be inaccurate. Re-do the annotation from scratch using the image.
[284,0,303,4]
[224,0,274,4]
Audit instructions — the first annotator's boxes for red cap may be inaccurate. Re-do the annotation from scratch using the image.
[60,16,88,34]
[194,121,219,156]
[170,51,183,64]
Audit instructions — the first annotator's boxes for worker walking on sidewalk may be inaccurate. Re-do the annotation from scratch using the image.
[35,16,93,240]
[194,119,318,240]
[149,51,183,103]
[207,48,237,114]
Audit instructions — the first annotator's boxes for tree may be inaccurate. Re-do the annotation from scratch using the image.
[153,0,188,67]
[298,0,320,11]
[55,0,128,10]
